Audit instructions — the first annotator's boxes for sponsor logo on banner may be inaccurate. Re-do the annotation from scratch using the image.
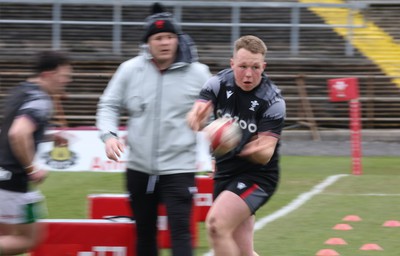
[91,157,126,172]
[41,137,77,169]
[36,129,129,172]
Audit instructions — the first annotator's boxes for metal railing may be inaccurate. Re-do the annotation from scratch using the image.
[0,0,368,56]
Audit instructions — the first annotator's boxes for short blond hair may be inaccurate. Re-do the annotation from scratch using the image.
[233,35,267,57]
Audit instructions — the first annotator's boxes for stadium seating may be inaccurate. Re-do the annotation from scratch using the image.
[1,1,400,129]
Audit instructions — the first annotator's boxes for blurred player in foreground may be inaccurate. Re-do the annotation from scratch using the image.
[187,35,286,256]
[0,51,72,255]
[96,3,211,256]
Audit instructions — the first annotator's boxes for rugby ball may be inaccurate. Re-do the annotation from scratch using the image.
[203,117,242,156]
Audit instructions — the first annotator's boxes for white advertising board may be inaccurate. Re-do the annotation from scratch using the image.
[36,129,128,172]
[35,129,212,173]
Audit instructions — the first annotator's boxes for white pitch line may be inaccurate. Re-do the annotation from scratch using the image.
[203,174,348,256]
[254,174,348,230]
[322,193,400,196]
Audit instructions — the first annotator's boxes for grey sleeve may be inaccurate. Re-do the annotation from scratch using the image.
[96,62,129,141]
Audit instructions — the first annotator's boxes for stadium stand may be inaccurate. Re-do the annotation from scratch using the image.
[365,4,400,41]
[0,1,399,129]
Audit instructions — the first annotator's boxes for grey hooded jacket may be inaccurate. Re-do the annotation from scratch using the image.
[96,34,211,175]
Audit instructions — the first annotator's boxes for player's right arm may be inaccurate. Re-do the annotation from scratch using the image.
[187,100,213,131]
[8,116,47,183]
[187,75,220,131]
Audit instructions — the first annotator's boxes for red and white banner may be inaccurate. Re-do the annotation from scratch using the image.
[29,176,215,255]
[87,195,199,248]
[194,175,214,221]
[36,129,128,172]
[35,128,212,173]
[30,219,136,256]
[87,175,214,223]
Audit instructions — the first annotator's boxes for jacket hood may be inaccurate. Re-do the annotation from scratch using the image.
[140,33,199,66]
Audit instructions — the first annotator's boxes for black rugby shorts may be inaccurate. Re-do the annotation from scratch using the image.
[213,173,277,214]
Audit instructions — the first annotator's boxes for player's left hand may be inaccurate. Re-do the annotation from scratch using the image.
[238,135,278,165]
